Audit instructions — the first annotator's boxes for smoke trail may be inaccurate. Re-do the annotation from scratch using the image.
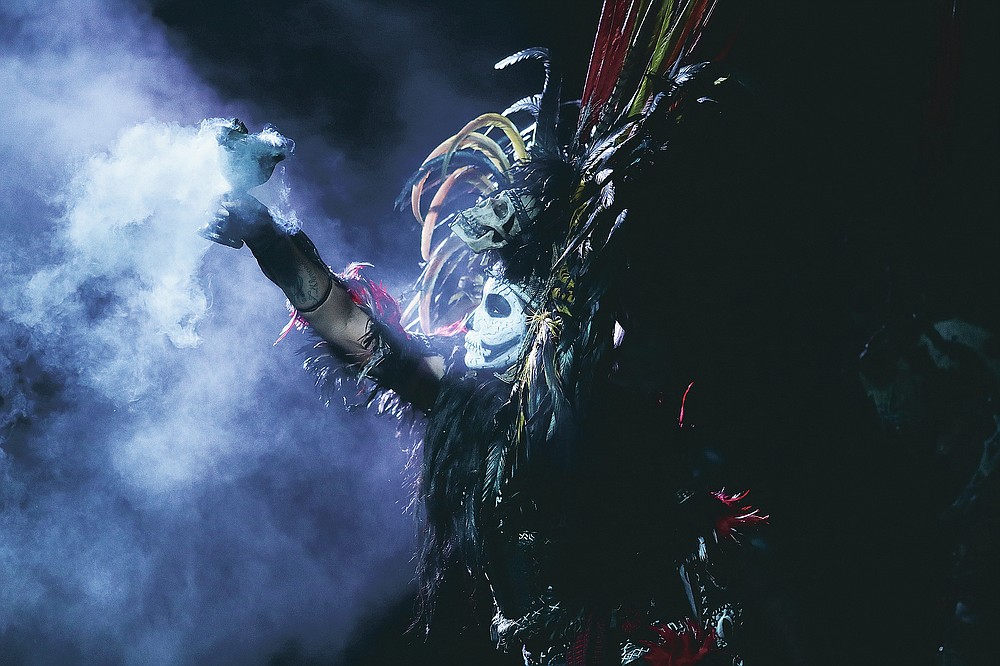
[16,121,227,394]
[0,1,416,664]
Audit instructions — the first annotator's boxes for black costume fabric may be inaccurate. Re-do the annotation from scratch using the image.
[294,87,764,666]
[290,2,769,663]
[301,306,760,665]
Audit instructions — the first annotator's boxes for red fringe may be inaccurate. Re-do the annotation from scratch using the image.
[275,307,311,344]
[640,619,718,666]
[711,489,768,543]
[274,263,408,345]
[339,262,403,329]
[432,318,468,337]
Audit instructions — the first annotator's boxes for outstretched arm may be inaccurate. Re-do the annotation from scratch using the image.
[221,196,370,357]
[219,195,445,405]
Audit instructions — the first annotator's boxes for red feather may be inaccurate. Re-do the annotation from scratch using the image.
[712,489,768,543]
[579,0,730,137]
[640,619,718,665]
[339,262,403,328]
[581,0,642,126]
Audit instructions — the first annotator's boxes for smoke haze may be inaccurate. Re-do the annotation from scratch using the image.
[0,1,428,663]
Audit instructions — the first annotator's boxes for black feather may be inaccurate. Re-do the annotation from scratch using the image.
[414,371,514,628]
[502,94,542,119]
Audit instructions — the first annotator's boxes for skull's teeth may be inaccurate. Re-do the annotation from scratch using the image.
[465,338,489,358]
[464,336,492,364]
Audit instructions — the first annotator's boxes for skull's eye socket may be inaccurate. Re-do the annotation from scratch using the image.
[491,197,511,219]
[484,293,512,318]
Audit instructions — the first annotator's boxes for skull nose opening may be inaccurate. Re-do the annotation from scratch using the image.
[485,293,512,318]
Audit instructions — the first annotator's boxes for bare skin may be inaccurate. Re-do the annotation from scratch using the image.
[225,195,445,398]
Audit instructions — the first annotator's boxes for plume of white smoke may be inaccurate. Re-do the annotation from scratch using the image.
[14,121,228,400]
[0,1,415,664]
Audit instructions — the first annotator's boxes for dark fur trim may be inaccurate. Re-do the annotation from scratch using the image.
[413,370,515,627]
[297,263,440,424]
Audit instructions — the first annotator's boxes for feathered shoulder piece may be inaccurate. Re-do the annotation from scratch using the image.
[296,263,456,419]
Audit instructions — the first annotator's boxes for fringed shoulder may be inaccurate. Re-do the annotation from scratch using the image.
[285,262,458,422]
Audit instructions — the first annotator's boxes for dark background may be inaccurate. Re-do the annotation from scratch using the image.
[2,0,997,663]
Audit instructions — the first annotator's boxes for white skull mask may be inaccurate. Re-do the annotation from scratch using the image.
[450,189,540,253]
[464,276,528,370]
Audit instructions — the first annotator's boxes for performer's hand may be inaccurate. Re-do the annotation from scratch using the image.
[201,194,273,249]
[221,194,272,231]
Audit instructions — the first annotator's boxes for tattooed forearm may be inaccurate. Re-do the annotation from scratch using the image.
[290,267,326,310]
[247,229,333,312]
[239,204,428,373]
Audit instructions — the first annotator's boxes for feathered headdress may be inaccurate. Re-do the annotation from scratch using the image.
[394,48,567,337]
[399,0,749,630]
[399,0,740,464]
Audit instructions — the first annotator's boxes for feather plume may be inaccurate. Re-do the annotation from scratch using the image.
[394,149,506,212]
[580,0,724,138]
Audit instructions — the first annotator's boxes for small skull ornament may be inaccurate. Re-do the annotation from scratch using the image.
[450,189,540,253]
[464,276,528,370]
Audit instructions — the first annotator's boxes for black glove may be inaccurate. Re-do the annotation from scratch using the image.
[199,194,273,249]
